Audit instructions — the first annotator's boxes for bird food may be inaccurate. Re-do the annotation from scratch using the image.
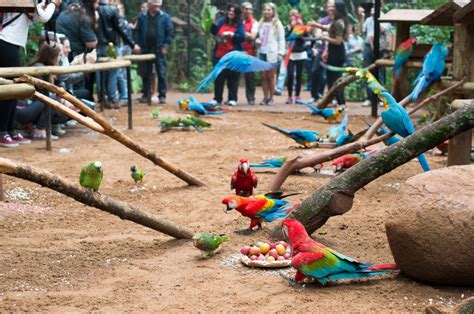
[239,241,292,268]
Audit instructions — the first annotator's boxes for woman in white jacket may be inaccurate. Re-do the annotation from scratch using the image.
[256,2,285,106]
[0,0,60,148]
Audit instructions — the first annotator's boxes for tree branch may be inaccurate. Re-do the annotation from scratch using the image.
[0,157,195,240]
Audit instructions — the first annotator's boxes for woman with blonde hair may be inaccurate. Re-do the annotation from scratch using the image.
[256,2,285,105]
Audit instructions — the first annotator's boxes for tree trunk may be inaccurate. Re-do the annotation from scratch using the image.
[270,103,474,239]
[15,75,205,187]
[0,158,195,240]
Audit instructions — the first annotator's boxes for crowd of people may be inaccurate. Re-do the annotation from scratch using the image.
[0,0,392,148]
[209,0,393,107]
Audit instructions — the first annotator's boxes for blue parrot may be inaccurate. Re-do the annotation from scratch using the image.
[375,126,402,146]
[327,114,349,142]
[379,91,430,172]
[303,102,345,123]
[335,127,369,147]
[249,156,288,169]
[196,51,275,93]
[179,96,223,115]
[262,123,321,148]
[409,41,451,100]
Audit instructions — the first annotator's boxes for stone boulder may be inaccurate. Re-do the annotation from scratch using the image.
[386,165,474,285]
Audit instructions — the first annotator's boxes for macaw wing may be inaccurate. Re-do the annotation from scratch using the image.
[381,109,409,137]
[399,108,415,135]
[245,197,270,217]
[225,52,275,73]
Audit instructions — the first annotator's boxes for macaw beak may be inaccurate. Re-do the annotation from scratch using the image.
[241,162,249,174]
[223,204,234,213]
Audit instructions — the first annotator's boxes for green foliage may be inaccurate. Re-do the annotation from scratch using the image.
[130,64,143,93]
[21,22,44,66]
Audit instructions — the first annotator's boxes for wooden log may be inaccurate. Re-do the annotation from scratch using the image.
[0,83,35,100]
[375,58,452,70]
[267,81,463,192]
[0,60,132,78]
[316,63,377,109]
[447,99,473,166]
[0,157,195,239]
[439,80,474,93]
[16,75,205,187]
[270,103,474,238]
[98,54,156,63]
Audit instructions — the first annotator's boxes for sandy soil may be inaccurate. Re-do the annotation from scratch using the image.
[0,93,471,312]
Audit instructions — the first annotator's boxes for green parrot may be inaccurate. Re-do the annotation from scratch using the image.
[180,115,211,132]
[79,161,103,192]
[130,165,146,184]
[151,107,160,119]
[192,233,230,257]
[107,42,116,59]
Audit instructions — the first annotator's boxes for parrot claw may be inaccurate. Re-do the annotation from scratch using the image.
[234,227,258,235]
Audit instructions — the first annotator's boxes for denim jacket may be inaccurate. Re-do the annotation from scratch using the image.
[135,10,174,50]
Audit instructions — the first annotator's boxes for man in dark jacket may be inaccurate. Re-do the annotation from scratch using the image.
[96,0,140,108]
[135,0,174,104]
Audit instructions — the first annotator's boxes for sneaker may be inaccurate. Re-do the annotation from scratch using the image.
[274,90,282,96]
[138,96,150,104]
[159,96,166,104]
[266,98,275,106]
[248,100,255,106]
[295,97,303,104]
[52,125,66,136]
[210,99,221,105]
[10,132,31,144]
[32,131,59,141]
[362,100,372,107]
[66,120,78,127]
[259,98,268,105]
[228,100,237,106]
[307,97,316,103]
[286,97,293,104]
[151,96,159,103]
[0,133,19,148]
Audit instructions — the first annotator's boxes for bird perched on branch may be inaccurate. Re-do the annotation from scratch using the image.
[196,51,274,93]
[374,125,401,146]
[231,159,258,197]
[222,194,296,231]
[130,165,146,184]
[192,233,230,257]
[282,219,398,285]
[249,156,287,169]
[335,127,369,147]
[107,42,117,59]
[409,41,451,100]
[379,91,430,172]
[262,123,321,148]
[303,102,344,123]
[80,161,103,192]
[392,37,416,92]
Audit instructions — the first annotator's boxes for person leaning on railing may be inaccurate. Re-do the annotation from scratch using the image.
[0,0,62,148]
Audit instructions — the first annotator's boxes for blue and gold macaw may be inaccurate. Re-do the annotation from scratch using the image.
[196,51,275,93]
[335,127,369,146]
[379,91,430,172]
[178,96,223,115]
[262,123,321,148]
[409,41,451,100]
[375,126,402,146]
[249,156,288,169]
[303,102,345,123]
[327,114,349,142]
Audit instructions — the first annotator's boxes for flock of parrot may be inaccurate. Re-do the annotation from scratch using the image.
[75,36,454,286]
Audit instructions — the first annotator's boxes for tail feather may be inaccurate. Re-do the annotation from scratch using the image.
[417,153,430,172]
[303,102,321,115]
[409,76,426,100]
[367,263,398,271]
[327,270,392,282]
[284,44,294,68]
[262,122,290,136]
[196,67,221,93]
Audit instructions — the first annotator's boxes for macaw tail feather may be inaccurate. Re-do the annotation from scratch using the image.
[261,205,294,222]
[264,191,301,200]
[409,76,426,100]
[284,44,294,68]
[303,102,321,116]
[196,70,221,93]
[325,270,393,283]
[262,122,290,136]
[248,163,276,168]
[366,263,398,271]
[417,153,430,172]
[203,110,223,115]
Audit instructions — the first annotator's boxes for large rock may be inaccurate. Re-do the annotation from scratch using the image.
[386,165,474,285]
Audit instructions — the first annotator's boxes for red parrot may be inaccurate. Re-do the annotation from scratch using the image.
[436,140,449,155]
[222,194,295,231]
[392,37,416,94]
[331,153,362,173]
[282,219,398,285]
[231,159,258,197]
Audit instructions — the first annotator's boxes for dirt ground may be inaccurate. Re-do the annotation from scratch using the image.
[0,91,471,312]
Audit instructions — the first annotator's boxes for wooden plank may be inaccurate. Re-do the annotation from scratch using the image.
[379,9,433,23]
[0,60,132,78]
[454,1,474,23]
[421,1,463,26]
[0,0,35,13]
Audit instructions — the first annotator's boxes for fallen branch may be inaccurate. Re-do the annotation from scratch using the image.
[15,75,205,187]
[0,157,195,239]
[268,79,467,192]
[316,63,377,109]
[270,103,474,238]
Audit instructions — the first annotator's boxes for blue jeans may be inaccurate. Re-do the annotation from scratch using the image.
[96,46,121,102]
[143,48,167,98]
[117,45,131,100]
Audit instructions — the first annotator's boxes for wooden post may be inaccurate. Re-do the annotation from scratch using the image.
[392,22,411,100]
[447,129,472,166]
[45,75,53,151]
[126,67,133,129]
